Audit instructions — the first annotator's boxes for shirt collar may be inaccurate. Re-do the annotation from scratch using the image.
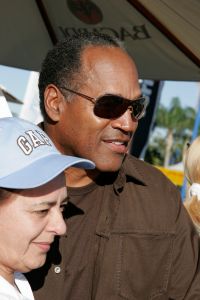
[114,155,147,194]
[37,126,147,191]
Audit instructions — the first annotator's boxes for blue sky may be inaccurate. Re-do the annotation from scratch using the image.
[0,65,30,100]
[0,65,199,113]
[160,80,199,109]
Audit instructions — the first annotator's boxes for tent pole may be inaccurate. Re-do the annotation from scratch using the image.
[126,0,200,67]
[35,0,58,45]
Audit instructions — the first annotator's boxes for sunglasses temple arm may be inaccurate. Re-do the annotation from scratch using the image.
[60,87,95,103]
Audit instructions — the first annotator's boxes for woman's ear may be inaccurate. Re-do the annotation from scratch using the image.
[44,84,64,121]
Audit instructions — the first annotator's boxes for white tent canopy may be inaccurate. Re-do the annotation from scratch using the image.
[0,0,199,81]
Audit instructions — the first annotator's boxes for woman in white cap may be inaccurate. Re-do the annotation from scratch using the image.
[184,136,200,234]
[0,117,94,300]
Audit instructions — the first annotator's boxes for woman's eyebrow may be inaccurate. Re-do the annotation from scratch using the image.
[31,201,55,207]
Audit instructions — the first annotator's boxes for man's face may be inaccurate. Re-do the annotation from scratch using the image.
[51,46,141,172]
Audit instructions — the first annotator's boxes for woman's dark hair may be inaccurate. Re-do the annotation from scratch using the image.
[0,188,13,201]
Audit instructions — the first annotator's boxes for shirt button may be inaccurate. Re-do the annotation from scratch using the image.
[54,266,61,274]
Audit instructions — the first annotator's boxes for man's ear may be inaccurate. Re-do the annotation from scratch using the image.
[44,84,64,121]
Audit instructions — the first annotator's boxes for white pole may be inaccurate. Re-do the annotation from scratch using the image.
[20,71,43,124]
[0,89,12,117]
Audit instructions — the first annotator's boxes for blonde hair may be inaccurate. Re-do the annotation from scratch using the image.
[184,136,200,232]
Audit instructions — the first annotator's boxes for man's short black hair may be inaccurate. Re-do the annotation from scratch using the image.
[39,32,123,119]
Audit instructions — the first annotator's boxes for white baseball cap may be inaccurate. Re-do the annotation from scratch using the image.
[0,117,95,189]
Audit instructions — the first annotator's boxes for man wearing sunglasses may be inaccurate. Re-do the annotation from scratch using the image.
[27,32,200,300]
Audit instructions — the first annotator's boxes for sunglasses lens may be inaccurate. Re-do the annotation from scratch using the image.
[131,99,146,120]
[94,96,127,118]
[94,95,146,120]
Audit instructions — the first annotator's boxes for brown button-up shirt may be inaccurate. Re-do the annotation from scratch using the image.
[26,155,200,299]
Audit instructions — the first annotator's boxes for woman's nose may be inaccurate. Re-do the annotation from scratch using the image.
[48,210,67,236]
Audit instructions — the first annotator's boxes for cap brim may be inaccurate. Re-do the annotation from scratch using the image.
[0,154,95,189]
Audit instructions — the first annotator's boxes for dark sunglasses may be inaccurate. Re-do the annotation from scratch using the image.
[59,86,148,120]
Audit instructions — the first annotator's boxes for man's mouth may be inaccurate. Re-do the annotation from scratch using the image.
[103,140,129,153]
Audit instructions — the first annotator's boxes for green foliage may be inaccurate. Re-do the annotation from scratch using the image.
[156,97,195,132]
[145,97,196,166]
[145,137,165,165]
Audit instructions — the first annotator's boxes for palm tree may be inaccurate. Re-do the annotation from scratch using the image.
[156,97,195,167]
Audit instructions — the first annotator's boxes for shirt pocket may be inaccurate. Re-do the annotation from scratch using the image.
[113,231,175,300]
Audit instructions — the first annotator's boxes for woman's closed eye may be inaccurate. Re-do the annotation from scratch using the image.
[60,202,68,213]
[34,208,50,216]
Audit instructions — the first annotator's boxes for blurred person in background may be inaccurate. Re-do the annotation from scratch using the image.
[184,136,200,234]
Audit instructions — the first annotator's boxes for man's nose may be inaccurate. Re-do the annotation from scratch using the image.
[110,108,138,132]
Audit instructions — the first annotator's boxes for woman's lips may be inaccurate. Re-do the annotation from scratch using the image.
[33,242,51,252]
